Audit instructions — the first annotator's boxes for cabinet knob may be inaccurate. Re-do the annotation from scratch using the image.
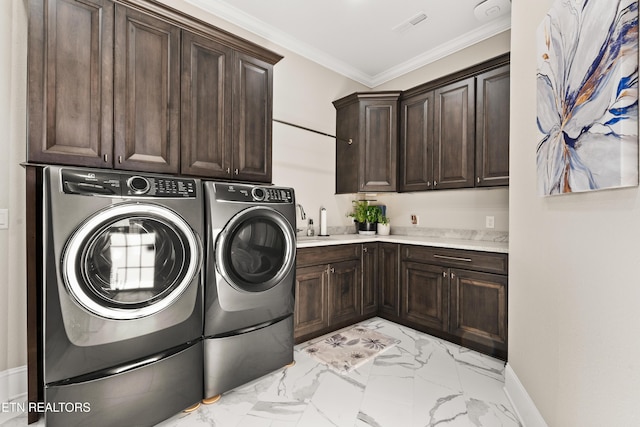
[347,138,353,145]
[363,247,368,253]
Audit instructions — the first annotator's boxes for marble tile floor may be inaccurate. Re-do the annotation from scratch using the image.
[2,318,521,426]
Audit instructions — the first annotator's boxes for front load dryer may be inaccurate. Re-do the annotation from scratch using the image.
[203,182,296,401]
[42,166,204,426]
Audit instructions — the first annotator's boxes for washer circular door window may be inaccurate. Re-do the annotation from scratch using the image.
[62,203,202,320]
[216,206,295,293]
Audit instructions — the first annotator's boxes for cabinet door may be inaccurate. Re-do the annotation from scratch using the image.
[335,101,360,194]
[180,31,233,178]
[401,261,449,331]
[294,265,329,340]
[233,52,273,183]
[361,243,379,316]
[360,99,398,192]
[399,91,434,192]
[114,5,180,174]
[378,243,400,318]
[328,260,361,326]
[433,77,475,189]
[476,65,510,187]
[450,269,507,356]
[28,0,113,167]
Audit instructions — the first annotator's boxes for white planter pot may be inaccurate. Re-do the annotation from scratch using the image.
[377,223,390,236]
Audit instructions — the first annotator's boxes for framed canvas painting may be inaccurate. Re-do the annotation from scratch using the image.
[536,0,639,195]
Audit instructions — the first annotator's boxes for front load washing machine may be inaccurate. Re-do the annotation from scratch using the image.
[203,182,296,401]
[42,166,204,426]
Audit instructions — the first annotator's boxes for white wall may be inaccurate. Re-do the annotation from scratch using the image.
[0,0,28,374]
[509,0,640,425]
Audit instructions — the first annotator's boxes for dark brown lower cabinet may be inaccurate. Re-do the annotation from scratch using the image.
[450,269,507,356]
[361,243,379,316]
[294,265,329,339]
[401,261,448,331]
[398,245,508,359]
[328,260,362,325]
[294,242,507,359]
[294,245,363,343]
[378,243,400,318]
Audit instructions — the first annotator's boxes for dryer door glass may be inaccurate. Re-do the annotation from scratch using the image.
[217,206,295,292]
[63,204,202,320]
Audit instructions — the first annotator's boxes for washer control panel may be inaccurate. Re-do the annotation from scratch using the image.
[61,169,197,198]
[215,183,294,204]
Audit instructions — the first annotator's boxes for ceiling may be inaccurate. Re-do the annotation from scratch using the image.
[185,0,512,87]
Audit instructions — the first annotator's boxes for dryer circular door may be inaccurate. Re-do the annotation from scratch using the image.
[62,203,202,320]
[216,206,296,292]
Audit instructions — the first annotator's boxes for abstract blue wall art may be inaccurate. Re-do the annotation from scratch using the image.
[537,0,639,195]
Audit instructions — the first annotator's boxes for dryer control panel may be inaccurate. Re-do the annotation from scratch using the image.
[215,183,294,204]
[61,169,197,198]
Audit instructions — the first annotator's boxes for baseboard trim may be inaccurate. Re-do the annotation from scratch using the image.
[0,365,27,403]
[504,363,549,427]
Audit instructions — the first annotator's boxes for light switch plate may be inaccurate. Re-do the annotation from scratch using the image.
[0,209,7,229]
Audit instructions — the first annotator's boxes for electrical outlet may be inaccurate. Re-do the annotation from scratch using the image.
[485,215,495,229]
[410,214,419,225]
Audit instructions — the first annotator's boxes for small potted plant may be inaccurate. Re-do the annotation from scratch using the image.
[377,212,390,236]
[349,201,381,235]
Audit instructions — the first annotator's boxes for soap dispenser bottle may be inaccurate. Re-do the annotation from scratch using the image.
[306,219,315,236]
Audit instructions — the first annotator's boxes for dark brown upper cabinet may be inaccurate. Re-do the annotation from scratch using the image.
[333,91,401,194]
[27,0,114,168]
[232,53,274,183]
[475,64,510,187]
[180,31,233,178]
[28,0,281,181]
[114,5,181,174]
[433,77,475,189]
[399,54,510,192]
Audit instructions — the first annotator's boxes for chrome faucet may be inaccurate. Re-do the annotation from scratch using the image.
[296,204,306,220]
[296,204,306,234]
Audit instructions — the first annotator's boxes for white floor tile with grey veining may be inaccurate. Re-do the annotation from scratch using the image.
[2,318,521,426]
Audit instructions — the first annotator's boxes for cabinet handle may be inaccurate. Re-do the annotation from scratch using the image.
[433,254,472,263]
[451,272,455,279]
[226,167,230,174]
[234,168,239,175]
[477,177,481,183]
[347,138,353,145]
[330,267,335,274]
[118,155,122,164]
[434,180,437,187]
[442,271,447,278]
[363,247,368,253]
[427,181,431,187]
[103,154,108,162]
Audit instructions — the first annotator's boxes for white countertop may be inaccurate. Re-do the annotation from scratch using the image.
[296,234,508,253]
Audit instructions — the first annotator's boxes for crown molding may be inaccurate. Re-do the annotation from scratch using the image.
[185,0,511,88]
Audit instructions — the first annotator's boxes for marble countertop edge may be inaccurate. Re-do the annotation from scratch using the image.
[296,233,509,254]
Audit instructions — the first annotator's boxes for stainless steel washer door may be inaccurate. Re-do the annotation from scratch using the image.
[216,206,295,293]
[62,203,202,320]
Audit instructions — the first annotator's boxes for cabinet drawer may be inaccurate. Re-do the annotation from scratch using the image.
[297,244,360,267]
[401,245,507,275]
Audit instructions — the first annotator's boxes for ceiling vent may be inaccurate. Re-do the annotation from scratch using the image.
[392,12,428,34]
[473,0,511,22]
